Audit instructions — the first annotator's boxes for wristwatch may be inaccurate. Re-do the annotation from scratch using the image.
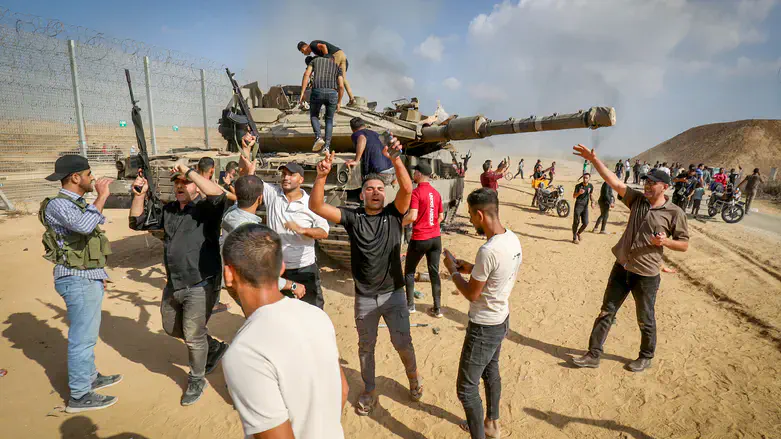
[290,282,297,292]
[185,168,193,179]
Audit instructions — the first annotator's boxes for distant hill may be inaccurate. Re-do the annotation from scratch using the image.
[632,119,781,174]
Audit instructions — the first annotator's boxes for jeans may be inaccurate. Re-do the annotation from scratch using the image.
[691,199,702,215]
[572,204,589,238]
[593,201,610,232]
[161,278,220,380]
[588,263,660,359]
[624,171,631,184]
[457,318,508,439]
[283,263,324,309]
[355,289,417,392]
[514,170,523,179]
[634,171,640,185]
[404,237,442,310]
[309,88,338,148]
[54,276,105,399]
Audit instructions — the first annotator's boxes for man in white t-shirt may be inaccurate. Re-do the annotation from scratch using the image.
[443,188,522,439]
[659,162,671,176]
[221,224,348,439]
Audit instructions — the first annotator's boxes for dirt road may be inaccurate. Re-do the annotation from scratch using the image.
[1,157,780,439]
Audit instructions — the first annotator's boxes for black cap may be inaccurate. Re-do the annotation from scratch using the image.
[641,169,671,185]
[170,168,195,181]
[413,162,432,176]
[278,162,305,175]
[46,155,90,181]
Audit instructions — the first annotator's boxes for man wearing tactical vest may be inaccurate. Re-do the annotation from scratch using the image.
[129,162,230,406]
[41,155,122,413]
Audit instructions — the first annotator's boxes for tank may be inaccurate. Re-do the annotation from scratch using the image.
[216,83,616,267]
[110,80,616,267]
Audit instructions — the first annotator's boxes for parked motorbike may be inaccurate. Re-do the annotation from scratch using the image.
[537,184,570,217]
[708,190,745,223]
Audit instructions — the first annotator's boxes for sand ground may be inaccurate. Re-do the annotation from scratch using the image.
[1,157,780,439]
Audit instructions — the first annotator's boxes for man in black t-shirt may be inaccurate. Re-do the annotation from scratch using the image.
[297,39,355,105]
[309,139,422,417]
[572,173,595,244]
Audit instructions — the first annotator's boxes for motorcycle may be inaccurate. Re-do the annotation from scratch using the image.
[707,190,745,223]
[537,184,570,217]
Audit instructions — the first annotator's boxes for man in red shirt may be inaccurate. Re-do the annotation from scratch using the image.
[402,162,444,317]
[480,160,507,191]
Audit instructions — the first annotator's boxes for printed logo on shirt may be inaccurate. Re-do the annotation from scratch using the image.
[428,193,435,226]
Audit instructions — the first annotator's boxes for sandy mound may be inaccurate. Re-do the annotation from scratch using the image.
[632,119,781,173]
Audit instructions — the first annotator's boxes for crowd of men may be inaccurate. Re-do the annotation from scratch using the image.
[36,36,770,439]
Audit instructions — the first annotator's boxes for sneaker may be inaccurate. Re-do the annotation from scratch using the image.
[409,305,416,314]
[573,237,580,244]
[572,352,600,368]
[321,145,331,156]
[626,357,652,372]
[427,307,444,319]
[91,373,123,391]
[66,392,118,413]
[181,377,208,406]
[205,341,229,375]
[312,137,326,152]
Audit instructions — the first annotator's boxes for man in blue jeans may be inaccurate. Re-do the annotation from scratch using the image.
[443,188,523,439]
[40,155,123,413]
[299,55,344,155]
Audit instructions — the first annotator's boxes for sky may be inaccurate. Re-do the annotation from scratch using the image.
[3,0,780,158]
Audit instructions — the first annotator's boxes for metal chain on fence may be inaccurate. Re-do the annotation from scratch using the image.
[0,7,236,208]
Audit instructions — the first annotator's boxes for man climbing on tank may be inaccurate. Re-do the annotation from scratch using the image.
[298,40,355,106]
[298,55,344,155]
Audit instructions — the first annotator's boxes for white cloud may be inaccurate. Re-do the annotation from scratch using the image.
[395,76,416,92]
[414,35,445,62]
[442,77,461,90]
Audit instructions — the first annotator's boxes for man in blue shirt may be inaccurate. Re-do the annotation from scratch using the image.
[346,117,395,185]
[41,155,123,413]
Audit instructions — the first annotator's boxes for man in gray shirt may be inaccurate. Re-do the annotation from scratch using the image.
[298,56,345,155]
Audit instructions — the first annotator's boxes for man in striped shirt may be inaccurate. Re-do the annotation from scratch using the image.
[41,155,123,413]
[298,55,344,155]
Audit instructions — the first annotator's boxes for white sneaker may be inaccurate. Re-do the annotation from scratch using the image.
[312,137,326,152]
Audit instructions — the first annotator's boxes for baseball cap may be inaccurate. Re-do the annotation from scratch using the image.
[278,162,305,175]
[45,155,91,181]
[412,162,432,176]
[641,169,671,185]
[170,168,195,182]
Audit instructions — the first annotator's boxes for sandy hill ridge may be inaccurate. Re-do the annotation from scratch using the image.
[632,119,781,173]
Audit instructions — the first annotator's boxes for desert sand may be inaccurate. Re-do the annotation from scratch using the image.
[1,156,780,439]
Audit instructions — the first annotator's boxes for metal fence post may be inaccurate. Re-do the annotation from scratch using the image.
[200,69,209,148]
[67,40,88,157]
[143,56,158,155]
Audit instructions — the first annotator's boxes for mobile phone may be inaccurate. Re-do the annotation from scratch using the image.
[444,250,457,265]
[380,131,402,159]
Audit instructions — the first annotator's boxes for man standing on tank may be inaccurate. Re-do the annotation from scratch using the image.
[345,117,395,185]
[299,56,344,155]
[298,40,355,106]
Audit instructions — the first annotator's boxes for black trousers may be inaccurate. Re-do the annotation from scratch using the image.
[588,263,660,359]
[457,318,508,439]
[572,204,589,238]
[624,171,631,184]
[283,263,324,309]
[593,201,610,232]
[404,237,442,309]
[633,171,640,184]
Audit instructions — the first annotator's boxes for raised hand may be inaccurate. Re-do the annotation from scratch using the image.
[572,144,597,163]
[132,175,149,196]
[94,177,113,197]
[317,151,335,177]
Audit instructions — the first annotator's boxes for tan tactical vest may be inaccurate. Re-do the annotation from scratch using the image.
[39,193,112,270]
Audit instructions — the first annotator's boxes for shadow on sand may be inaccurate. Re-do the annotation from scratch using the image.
[523,408,656,439]
[59,416,151,439]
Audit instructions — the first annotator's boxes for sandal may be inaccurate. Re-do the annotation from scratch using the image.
[356,392,376,416]
[409,378,424,402]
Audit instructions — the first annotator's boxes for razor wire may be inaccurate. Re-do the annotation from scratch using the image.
[0,7,239,207]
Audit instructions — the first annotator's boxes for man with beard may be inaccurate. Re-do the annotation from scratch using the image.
[309,138,423,417]
[442,188,522,439]
[260,159,330,309]
[129,163,230,405]
[40,155,121,413]
[571,144,689,372]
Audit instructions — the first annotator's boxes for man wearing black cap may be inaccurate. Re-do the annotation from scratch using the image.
[129,162,230,406]
[571,144,689,372]
[260,160,330,309]
[402,162,444,316]
[41,155,122,413]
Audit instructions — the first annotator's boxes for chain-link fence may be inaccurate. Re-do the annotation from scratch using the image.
[0,8,235,209]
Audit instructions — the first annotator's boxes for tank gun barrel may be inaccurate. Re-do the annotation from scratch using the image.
[419,106,616,143]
